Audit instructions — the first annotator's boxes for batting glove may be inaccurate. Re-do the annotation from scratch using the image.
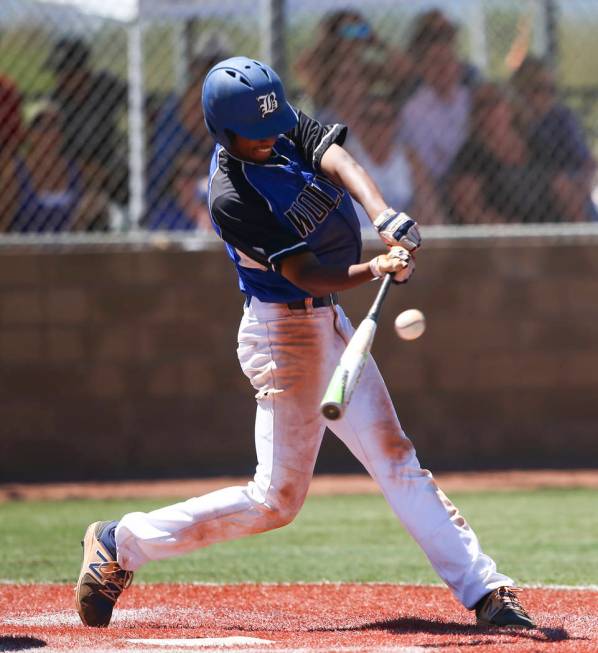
[374,208,422,251]
[369,246,415,285]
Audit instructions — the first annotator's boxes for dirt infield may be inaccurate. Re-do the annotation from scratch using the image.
[3,471,596,650]
[1,470,597,503]
[1,583,597,652]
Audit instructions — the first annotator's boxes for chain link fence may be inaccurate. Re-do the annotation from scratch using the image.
[1,0,597,235]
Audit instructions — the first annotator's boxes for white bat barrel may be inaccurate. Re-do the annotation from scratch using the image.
[320,318,377,420]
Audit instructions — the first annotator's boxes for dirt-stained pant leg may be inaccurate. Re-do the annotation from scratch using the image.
[116,299,330,571]
[117,298,512,608]
[327,304,513,609]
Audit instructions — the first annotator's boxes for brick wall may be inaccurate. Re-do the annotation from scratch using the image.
[1,238,597,482]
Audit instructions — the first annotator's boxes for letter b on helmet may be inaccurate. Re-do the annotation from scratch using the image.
[202,56,298,149]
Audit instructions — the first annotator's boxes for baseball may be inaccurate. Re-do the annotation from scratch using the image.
[394,309,426,340]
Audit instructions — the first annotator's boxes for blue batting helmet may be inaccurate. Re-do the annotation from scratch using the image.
[202,56,298,149]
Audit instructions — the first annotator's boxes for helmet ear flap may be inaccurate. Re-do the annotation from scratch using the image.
[205,118,216,136]
[204,117,232,148]
[223,128,235,147]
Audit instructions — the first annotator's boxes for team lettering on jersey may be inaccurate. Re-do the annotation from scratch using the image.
[284,176,344,238]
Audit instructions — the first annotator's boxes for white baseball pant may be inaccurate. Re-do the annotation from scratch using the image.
[115,297,513,609]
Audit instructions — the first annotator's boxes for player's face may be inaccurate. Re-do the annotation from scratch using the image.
[229,134,278,163]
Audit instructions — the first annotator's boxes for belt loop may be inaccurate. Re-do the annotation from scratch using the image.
[305,296,314,315]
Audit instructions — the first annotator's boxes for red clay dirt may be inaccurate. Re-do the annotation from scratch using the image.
[2,473,597,651]
[2,469,597,503]
[1,583,597,652]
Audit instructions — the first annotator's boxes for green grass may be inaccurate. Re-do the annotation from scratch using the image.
[0,489,596,586]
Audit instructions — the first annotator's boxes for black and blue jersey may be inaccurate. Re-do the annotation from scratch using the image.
[208,111,363,303]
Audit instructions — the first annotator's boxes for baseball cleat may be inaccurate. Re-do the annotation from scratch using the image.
[475,586,536,628]
[75,520,133,627]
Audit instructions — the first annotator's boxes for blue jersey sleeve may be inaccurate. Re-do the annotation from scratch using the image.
[286,111,348,172]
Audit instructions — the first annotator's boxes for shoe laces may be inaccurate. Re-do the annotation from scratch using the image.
[496,587,531,617]
[97,561,133,602]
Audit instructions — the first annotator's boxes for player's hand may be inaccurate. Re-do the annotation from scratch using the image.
[374,208,422,251]
[370,246,415,284]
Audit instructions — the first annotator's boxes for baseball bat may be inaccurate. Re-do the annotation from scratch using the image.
[320,274,393,420]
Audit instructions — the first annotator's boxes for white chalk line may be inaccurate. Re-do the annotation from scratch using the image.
[121,648,433,653]
[29,647,434,653]
[523,583,598,591]
[126,636,275,647]
[2,582,597,628]
[2,579,597,590]
[149,648,433,653]
[1,607,220,627]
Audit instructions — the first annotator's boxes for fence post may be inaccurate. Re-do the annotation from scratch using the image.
[261,0,286,79]
[534,0,559,67]
[467,2,489,73]
[127,20,146,230]
[542,0,559,67]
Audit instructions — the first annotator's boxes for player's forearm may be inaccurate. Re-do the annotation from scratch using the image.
[280,250,414,296]
[337,162,388,221]
[283,260,375,296]
[320,145,388,221]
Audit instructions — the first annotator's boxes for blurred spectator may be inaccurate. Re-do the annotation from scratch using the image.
[0,75,23,231]
[144,150,211,231]
[447,83,558,224]
[510,56,597,221]
[148,43,226,210]
[9,102,109,232]
[145,91,167,142]
[295,10,415,125]
[46,37,129,206]
[345,91,446,226]
[400,10,481,182]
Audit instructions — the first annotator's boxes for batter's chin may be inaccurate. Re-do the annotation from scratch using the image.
[252,148,274,161]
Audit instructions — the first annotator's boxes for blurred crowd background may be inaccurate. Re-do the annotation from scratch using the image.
[1,0,597,235]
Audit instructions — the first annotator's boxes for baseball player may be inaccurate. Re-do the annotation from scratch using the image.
[75,57,534,630]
